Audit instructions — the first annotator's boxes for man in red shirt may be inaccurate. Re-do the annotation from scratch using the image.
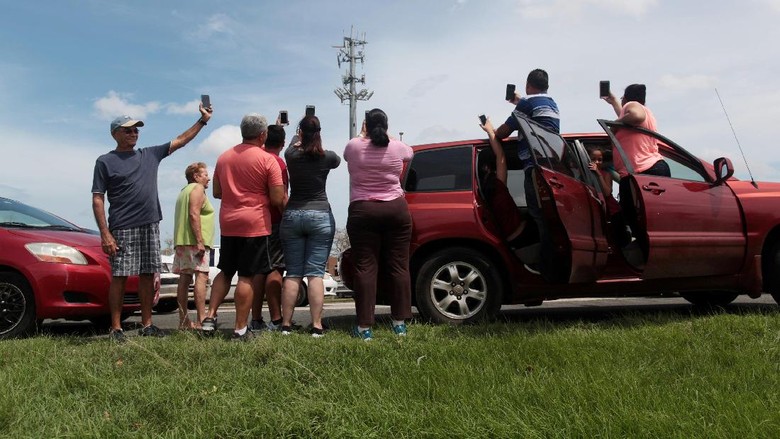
[201,113,286,340]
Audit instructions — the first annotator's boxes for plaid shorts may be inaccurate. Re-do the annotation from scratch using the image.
[173,245,210,274]
[110,223,162,276]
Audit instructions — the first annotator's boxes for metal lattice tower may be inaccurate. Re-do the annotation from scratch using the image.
[333,29,373,139]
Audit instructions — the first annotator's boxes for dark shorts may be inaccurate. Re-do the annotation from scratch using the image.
[268,223,285,271]
[110,223,161,276]
[217,235,274,278]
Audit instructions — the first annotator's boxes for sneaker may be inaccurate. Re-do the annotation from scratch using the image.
[201,317,216,332]
[250,319,267,331]
[392,323,408,336]
[231,328,255,342]
[281,325,293,335]
[109,328,126,343]
[139,324,164,337]
[352,326,373,341]
[524,264,541,276]
[310,327,325,338]
[266,319,283,331]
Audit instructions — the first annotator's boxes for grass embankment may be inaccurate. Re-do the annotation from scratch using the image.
[2,308,780,438]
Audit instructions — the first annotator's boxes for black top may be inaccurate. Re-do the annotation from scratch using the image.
[284,146,341,211]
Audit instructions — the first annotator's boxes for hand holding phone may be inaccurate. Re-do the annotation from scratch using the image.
[279,111,289,125]
[478,114,487,125]
[201,94,211,108]
[599,81,610,98]
[305,105,315,117]
[505,84,516,102]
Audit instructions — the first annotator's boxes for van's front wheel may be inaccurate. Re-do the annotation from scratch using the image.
[415,247,502,324]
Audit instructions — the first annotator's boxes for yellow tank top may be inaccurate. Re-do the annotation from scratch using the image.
[173,183,215,247]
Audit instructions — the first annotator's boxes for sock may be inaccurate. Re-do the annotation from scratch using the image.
[235,326,247,336]
[392,320,405,327]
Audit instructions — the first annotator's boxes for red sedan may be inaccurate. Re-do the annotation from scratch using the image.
[0,197,156,338]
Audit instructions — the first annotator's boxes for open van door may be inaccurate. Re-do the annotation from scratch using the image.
[514,113,609,283]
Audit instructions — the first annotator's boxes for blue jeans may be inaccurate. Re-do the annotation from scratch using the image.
[280,209,335,277]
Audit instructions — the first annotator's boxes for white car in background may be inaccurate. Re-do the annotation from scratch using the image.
[154,254,181,313]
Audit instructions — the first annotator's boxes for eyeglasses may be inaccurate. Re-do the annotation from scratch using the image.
[122,128,139,134]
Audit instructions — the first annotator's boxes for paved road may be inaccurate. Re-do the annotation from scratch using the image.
[41,294,779,338]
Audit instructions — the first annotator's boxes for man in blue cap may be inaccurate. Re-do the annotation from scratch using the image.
[92,102,213,342]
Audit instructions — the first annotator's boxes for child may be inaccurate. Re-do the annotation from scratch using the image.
[588,147,631,245]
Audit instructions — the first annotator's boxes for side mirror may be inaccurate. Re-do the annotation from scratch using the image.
[713,157,734,185]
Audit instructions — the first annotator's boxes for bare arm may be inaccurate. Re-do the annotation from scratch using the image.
[493,122,514,141]
[269,185,285,210]
[92,193,117,256]
[615,101,646,126]
[188,184,206,254]
[602,93,622,117]
[169,104,213,154]
[212,176,222,199]
[479,118,507,184]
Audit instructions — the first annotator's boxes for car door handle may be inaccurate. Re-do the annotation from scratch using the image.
[641,183,666,194]
[548,177,564,189]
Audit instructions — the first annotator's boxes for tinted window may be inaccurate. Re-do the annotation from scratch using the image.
[405,146,473,192]
[516,116,576,179]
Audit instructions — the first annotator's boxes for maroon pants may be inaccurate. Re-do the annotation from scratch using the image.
[346,197,413,326]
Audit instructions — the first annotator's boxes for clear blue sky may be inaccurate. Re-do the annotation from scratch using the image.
[2,0,779,243]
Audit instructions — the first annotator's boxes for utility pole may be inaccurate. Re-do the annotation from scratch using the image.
[333,29,373,139]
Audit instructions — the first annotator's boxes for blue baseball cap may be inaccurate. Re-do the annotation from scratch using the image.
[110,115,145,134]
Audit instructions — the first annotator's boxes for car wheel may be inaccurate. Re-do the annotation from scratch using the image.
[680,291,739,307]
[415,247,503,324]
[766,240,780,304]
[0,272,37,339]
[296,282,309,307]
[153,298,179,314]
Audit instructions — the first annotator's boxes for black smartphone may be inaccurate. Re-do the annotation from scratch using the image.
[505,84,516,101]
[599,80,610,98]
[479,114,487,125]
[201,94,211,108]
[279,110,289,125]
[305,105,315,117]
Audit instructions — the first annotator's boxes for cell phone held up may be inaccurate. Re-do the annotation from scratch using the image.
[305,105,315,117]
[279,110,289,125]
[200,94,211,108]
[599,80,610,98]
[478,114,487,125]
[505,84,516,101]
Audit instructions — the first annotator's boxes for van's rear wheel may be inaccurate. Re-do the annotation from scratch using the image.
[680,291,739,307]
[415,247,502,324]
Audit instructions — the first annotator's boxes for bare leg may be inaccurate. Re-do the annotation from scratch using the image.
[233,276,254,331]
[205,271,230,319]
[138,273,155,328]
[251,274,267,322]
[192,272,208,326]
[265,270,283,322]
[108,276,128,331]
[281,277,302,327]
[307,276,324,330]
[176,273,194,328]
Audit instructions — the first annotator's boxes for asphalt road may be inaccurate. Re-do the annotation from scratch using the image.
[40,294,779,338]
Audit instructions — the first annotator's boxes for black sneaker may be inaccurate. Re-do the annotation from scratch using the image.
[201,317,217,332]
[231,328,255,342]
[138,324,164,337]
[310,327,325,338]
[109,328,127,343]
[250,319,267,331]
[281,325,293,335]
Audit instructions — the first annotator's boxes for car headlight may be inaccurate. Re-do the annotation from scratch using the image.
[25,243,88,265]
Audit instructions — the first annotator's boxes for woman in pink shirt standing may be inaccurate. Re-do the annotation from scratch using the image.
[344,108,414,341]
[603,83,670,178]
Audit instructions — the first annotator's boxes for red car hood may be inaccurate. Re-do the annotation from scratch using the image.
[7,228,101,249]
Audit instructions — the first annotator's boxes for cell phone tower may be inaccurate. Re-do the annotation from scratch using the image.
[333,28,373,139]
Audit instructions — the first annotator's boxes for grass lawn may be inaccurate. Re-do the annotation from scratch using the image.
[2,306,780,438]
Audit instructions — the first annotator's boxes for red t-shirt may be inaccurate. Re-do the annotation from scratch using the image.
[269,153,288,224]
[489,178,523,238]
[214,143,283,237]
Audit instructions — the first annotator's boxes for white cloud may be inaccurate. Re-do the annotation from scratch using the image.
[197,14,235,38]
[658,74,718,91]
[197,124,241,156]
[516,0,658,19]
[166,99,200,115]
[758,0,780,12]
[93,91,161,120]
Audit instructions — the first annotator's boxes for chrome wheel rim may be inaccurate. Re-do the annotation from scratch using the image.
[428,261,487,320]
[0,281,26,335]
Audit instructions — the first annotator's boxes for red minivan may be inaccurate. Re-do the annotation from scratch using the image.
[341,114,780,324]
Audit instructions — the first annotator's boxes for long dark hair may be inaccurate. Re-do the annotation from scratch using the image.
[366,108,389,147]
[298,115,324,157]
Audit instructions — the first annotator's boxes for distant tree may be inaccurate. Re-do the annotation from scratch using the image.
[161,236,174,256]
[331,228,351,256]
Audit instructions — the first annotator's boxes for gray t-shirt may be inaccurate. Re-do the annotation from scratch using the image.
[91,143,170,230]
[284,146,341,211]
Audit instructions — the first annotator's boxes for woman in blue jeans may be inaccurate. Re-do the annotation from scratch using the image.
[280,115,341,337]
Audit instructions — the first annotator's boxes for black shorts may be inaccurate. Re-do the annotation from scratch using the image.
[268,223,285,271]
[217,235,274,278]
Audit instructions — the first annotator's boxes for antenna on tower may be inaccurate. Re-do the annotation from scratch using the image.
[333,27,373,139]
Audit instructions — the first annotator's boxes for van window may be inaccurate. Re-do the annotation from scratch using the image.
[405,146,473,192]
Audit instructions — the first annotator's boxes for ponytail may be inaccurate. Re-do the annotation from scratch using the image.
[366,108,390,147]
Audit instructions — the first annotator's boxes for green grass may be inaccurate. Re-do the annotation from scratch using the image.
[2,308,780,438]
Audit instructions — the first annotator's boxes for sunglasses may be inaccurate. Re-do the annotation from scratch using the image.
[121,127,139,134]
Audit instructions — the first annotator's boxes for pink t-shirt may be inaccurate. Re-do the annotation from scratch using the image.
[613,103,664,177]
[214,143,283,237]
[344,137,413,202]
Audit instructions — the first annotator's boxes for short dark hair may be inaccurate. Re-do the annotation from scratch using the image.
[624,84,646,105]
[266,125,286,149]
[527,69,549,92]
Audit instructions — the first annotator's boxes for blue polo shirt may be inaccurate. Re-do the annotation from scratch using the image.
[505,93,560,167]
